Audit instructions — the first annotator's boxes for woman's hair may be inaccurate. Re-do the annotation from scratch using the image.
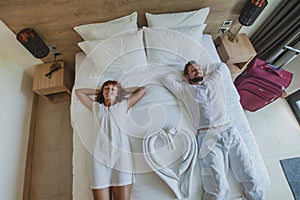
[184,60,197,76]
[95,80,126,104]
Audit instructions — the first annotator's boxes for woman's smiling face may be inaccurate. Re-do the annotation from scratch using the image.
[102,84,119,100]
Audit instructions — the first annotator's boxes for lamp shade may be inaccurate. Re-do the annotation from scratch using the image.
[238,0,268,26]
[16,28,50,58]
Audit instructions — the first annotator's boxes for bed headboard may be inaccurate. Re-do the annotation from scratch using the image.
[0,0,246,72]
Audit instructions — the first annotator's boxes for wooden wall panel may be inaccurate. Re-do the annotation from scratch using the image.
[0,0,246,71]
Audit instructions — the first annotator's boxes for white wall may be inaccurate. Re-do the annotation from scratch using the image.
[0,20,41,200]
[0,57,33,200]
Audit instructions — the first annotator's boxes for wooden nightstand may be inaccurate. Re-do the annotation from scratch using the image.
[32,61,74,103]
[215,33,257,73]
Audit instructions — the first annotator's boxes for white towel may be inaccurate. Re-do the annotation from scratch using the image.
[143,128,197,199]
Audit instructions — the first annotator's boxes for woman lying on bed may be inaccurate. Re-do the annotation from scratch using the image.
[75,80,146,200]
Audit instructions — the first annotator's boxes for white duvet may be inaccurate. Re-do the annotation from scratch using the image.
[71,28,270,200]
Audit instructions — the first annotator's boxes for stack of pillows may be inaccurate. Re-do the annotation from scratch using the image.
[74,8,210,56]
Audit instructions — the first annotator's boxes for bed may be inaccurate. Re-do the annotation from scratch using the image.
[71,8,270,200]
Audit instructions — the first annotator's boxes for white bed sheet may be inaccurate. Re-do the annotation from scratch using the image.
[71,33,270,200]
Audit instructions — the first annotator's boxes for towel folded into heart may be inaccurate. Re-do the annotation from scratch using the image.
[143,127,198,199]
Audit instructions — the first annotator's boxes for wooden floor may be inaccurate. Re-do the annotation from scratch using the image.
[27,96,73,200]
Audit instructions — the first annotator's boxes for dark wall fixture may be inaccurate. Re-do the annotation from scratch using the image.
[16,28,50,58]
[16,27,63,79]
[238,0,268,26]
[228,0,268,42]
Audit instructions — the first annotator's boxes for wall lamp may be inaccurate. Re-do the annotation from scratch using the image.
[16,27,50,58]
[16,27,63,78]
[228,0,268,43]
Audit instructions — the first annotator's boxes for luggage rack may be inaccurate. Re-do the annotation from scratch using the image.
[266,45,300,70]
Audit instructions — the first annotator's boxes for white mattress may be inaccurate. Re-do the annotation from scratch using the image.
[71,33,270,200]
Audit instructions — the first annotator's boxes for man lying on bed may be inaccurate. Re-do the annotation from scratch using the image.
[161,61,268,200]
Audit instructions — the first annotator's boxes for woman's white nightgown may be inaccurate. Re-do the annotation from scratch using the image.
[89,100,134,189]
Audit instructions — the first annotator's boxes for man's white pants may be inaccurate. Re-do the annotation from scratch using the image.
[197,127,266,200]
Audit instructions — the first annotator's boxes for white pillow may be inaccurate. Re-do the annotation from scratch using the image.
[78,39,103,55]
[143,26,213,66]
[78,25,206,54]
[146,7,209,28]
[75,29,148,88]
[170,24,206,43]
[78,30,137,54]
[74,12,138,40]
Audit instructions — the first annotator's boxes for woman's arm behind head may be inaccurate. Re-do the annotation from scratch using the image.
[75,88,97,111]
[126,87,146,110]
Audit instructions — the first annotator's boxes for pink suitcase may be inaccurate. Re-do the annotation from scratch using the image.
[234,46,297,112]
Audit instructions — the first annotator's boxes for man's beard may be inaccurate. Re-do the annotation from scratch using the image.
[190,76,203,83]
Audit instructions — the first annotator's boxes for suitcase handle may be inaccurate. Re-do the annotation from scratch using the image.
[263,65,281,77]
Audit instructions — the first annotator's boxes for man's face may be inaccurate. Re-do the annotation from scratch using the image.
[186,63,204,83]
